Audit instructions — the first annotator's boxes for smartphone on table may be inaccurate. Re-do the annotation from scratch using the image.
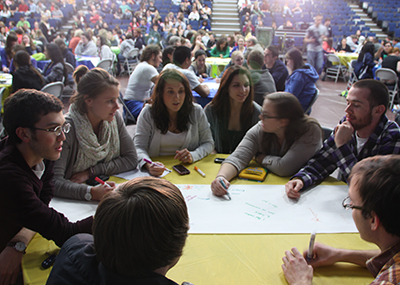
[173,164,190,175]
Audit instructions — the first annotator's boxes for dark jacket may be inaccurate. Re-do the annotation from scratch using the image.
[284,63,319,113]
[264,59,289,91]
[12,65,45,92]
[43,61,65,84]
[63,48,76,68]
[46,234,179,285]
[354,53,375,80]
[0,138,93,252]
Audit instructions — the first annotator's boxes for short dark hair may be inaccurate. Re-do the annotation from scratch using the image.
[93,177,189,277]
[140,44,161,62]
[247,50,264,69]
[349,155,400,237]
[194,49,206,59]
[172,46,191,66]
[353,79,389,113]
[4,89,63,143]
[267,45,279,58]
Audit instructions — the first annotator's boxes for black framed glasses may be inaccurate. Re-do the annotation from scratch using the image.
[342,196,364,211]
[260,113,281,120]
[30,123,71,136]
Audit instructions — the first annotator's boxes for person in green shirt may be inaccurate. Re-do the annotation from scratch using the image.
[210,37,230,58]
[16,16,30,29]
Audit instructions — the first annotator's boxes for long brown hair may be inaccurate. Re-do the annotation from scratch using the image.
[209,65,254,130]
[261,92,322,154]
[149,69,193,134]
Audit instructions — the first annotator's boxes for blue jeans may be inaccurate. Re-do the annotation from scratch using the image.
[307,50,324,75]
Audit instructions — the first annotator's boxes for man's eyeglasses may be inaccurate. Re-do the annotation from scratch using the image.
[342,196,364,211]
[260,113,281,120]
[30,123,71,136]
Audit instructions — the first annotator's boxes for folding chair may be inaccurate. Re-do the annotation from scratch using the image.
[65,62,75,74]
[41,82,64,99]
[346,59,358,90]
[325,54,347,83]
[124,48,140,75]
[96,59,113,75]
[118,92,136,125]
[375,68,398,110]
[304,88,319,115]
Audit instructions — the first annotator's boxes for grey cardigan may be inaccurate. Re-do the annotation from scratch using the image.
[224,121,323,176]
[204,101,262,153]
[53,112,138,200]
[134,103,214,169]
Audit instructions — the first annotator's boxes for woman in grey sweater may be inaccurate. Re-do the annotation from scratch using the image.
[211,92,323,197]
[53,67,138,201]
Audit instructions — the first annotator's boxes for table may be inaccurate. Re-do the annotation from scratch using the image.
[37,56,100,71]
[206,57,231,78]
[21,154,376,284]
[192,77,220,107]
[336,52,358,67]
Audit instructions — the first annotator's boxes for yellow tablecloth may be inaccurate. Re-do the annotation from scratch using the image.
[22,154,376,284]
[0,74,13,113]
[206,58,231,78]
[336,52,358,67]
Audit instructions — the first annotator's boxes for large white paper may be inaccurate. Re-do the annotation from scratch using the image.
[49,184,356,234]
[176,184,356,234]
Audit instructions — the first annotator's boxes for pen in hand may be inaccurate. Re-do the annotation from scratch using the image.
[219,177,231,200]
[143,158,172,173]
[307,231,316,260]
[95,177,112,188]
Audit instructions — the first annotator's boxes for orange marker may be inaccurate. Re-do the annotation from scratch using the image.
[194,166,206,177]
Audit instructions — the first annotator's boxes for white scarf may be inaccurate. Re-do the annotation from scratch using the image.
[69,103,120,173]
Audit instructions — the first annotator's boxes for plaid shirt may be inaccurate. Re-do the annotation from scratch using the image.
[367,241,400,285]
[293,115,400,188]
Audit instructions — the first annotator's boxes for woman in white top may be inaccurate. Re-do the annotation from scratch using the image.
[188,7,200,21]
[124,45,161,118]
[134,69,214,176]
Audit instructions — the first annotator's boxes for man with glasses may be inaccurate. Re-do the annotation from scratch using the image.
[286,79,400,199]
[282,155,400,285]
[263,45,289,91]
[0,90,93,285]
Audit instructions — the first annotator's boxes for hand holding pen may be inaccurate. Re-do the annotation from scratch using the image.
[144,158,171,177]
[210,176,231,200]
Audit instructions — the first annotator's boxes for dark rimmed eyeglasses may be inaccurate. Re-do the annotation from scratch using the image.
[342,196,364,211]
[30,123,71,136]
[260,113,281,120]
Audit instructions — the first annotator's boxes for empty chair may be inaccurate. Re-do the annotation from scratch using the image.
[96,59,113,74]
[304,88,319,115]
[325,54,347,83]
[375,68,398,110]
[124,48,140,75]
[41,82,64,98]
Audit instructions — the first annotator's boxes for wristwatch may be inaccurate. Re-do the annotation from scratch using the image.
[7,241,27,254]
[85,186,92,201]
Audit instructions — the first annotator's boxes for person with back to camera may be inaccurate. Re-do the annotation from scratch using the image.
[53,66,138,201]
[205,65,261,154]
[46,176,189,284]
[42,43,68,85]
[134,69,214,177]
[284,48,319,114]
[124,44,162,119]
[282,155,400,285]
[211,92,322,197]
[12,50,45,92]
[354,42,376,80]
